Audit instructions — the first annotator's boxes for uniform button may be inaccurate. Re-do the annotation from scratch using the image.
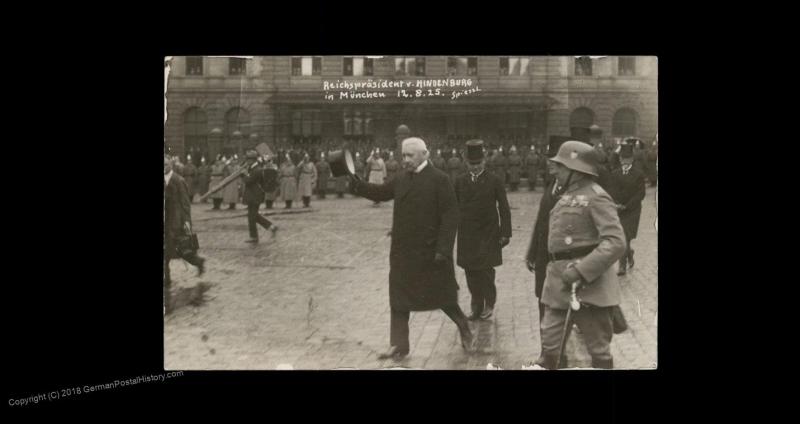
[565,236,573,245]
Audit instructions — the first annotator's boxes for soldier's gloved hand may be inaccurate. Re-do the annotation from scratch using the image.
[183,222,192,233]
[525,260,535,273]
[561,266,583,288]
[434,252,448,264]
[499,237,510,248]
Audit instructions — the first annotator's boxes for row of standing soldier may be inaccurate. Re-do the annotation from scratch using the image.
[169,136,656,205]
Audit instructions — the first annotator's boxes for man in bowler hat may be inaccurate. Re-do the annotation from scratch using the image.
[606,143,646,275]
[453,140,511,320]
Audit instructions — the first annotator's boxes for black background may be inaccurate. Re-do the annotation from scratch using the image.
[3,5,725,417]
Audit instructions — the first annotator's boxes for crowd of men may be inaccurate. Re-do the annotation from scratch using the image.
[164,123,656,369]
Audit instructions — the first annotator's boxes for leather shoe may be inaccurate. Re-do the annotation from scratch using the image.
[245,238,259,244]
[197,258,205,277]
[377,346,408,360]
[480,306,494,320]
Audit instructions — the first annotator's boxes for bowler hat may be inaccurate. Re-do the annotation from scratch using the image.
[465,140,485,163]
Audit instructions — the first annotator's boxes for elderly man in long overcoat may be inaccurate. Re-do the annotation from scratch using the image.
[349,137,474,361]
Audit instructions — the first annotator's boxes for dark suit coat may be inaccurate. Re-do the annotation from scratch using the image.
[525,179,559,298]
[242,166,267,205]
[453,170,511,270]
[164,173,192,259]
[606,166,646,240]
[351,162,460,311]
[262,167,278,192]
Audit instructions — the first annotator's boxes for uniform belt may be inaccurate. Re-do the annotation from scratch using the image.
[549,244,598,261]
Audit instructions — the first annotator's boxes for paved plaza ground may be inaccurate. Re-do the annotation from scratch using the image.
[164,184,658,370]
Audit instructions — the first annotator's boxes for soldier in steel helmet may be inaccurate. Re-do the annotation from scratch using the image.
[534,140,626,369]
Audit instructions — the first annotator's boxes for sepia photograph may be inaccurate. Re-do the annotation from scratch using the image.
[163,55,658,370]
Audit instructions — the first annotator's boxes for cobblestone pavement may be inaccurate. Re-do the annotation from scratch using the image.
[164,185,658,370]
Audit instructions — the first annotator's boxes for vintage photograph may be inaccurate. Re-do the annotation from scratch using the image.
[163,55,658,370]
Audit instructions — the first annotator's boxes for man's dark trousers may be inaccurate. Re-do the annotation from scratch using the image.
[390,305,470,352]
[465,268,496,315]
[247,202,272,238]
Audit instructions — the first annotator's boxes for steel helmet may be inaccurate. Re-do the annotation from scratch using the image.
[548,140,599,177]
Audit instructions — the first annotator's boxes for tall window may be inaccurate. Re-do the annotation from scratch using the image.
[225,108,251,147]
[447,57,478,76]
[289,109,322,144]
[612,108,637,136]
[618,56,636,76]
[186,56,203,76]
[499,57,529,76]
[570,107,595,129]
[343,57,374,76]
[291,57,322,76]
[575,56,593,76]
[183,108,208,159]
[343,109,374,143]
[229,58,247,75]
[395,57,425,76]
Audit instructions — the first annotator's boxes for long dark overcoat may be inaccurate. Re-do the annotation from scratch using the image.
[525,179,559,298]
[351,163,460,311]
[606,166,646,240]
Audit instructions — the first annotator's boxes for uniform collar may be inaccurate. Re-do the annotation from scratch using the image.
[562,177,592,194]
[414,160,428,174]
[164,170,173,185]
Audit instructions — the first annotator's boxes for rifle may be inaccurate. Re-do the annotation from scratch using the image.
[197,143,272,201]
